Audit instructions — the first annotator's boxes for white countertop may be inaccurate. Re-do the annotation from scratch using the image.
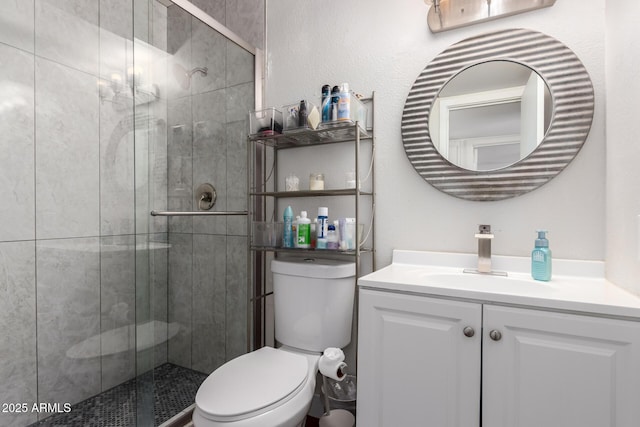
[358,250,640,319]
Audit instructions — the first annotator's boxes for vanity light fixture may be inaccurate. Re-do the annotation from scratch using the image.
[424,0,556,33]
[98,68,159,107]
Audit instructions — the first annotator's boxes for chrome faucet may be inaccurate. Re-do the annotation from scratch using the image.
[476,224,493,273]
[464,224,507,276]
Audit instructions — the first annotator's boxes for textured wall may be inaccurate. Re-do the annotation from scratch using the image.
[266,0,607,268]
[605,2,640,296]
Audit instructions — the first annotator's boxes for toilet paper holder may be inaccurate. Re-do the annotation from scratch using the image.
[319,348,347,417]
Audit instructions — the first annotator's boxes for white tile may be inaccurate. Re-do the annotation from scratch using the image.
[100,80,135,236]
[36,237,101,407]
[99,0,132,41]
[0,0,35,52]
[35,0,99,76]
[0,44,35,242]
[0,241,37,427]
[35,57,100,239]
[100,235,135,390]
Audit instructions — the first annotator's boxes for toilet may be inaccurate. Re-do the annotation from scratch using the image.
[193,258,356,427]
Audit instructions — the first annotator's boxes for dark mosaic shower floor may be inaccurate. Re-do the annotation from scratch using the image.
[29,363,207,427]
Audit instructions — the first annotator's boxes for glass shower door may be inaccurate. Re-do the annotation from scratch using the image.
[133,0,256,424]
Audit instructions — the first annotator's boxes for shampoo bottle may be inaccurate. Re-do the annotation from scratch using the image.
[317,207,329,249]
[296,211,311,248]
[321,84,331,122]
[283,206,294,248]
[531,230,552,281]
[337,83,351,121]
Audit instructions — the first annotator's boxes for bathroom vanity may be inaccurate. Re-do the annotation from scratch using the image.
[356,251,640,427]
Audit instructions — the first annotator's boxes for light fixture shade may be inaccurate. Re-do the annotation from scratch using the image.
[427,0,555,33]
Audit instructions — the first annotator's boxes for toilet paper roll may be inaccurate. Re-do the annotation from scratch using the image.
[319,347,347,381]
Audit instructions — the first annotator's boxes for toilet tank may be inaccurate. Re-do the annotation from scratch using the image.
[271,258,356,352]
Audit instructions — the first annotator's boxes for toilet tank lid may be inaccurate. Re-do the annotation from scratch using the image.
[271,258,355,279]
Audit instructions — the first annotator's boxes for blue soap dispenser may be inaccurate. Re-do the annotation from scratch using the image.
[531,230,552,281]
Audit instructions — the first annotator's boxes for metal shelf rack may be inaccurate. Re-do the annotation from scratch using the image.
[247,93,375,349]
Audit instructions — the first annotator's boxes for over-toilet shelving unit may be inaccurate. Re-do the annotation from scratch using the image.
[247,92,376,349]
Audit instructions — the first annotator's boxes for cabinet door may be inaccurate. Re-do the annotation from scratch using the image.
[483,305,640,427]
[357,289,481,427]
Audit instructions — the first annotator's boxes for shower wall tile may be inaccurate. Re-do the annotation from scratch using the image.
[0,0,34,52]
[151,0,168,51]
[193,89,227,235]
[36,238,101,407]
[226,39,254,88]
[99,0,132,41]
[35,0,100,76]
[168,233,193,368]
[167,5,192,100]
[191,0,226,25]
[226,236,248,361]
[134,234,168,375]
[0,44,35,242]
[147,101,170,234]
[0,241,37,427]
[150,233,169,366]
[192,234,227,373]
[168,96,194,234]
[226,120,248,236]
[226,81,254,124]
[191,18,226,95]
[226,0,264,50]
[134,125,154,236]
[35,57,99,239]
[99,26,130,84]
[100,235,136,391]
[100,84,135,236]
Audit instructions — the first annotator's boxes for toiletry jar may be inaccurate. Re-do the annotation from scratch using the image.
[249,107,283,136]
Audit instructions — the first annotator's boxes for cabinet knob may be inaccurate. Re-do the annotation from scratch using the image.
[489,329,502,341]
[463,326,475,337]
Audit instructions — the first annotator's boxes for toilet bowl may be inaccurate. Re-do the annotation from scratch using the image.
[193,258,356,427]
[193,346,319,427]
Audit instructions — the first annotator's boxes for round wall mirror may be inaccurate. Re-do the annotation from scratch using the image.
[401,28,594,201]
[429,61,552,171]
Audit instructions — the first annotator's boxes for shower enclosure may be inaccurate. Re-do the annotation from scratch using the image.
[0,0,259,425]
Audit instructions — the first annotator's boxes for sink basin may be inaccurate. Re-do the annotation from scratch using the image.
[420,272,553,295]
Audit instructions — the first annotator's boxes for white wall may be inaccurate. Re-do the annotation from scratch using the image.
[266,0,606,268]
[605,1,640,296]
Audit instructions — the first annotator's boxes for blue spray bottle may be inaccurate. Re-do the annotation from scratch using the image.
[531,230,552,281]
[283,206,294,248]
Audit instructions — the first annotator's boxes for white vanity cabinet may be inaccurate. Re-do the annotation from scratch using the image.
[357,288,640,427]
[483,304,640,427]
[357,289,482,427]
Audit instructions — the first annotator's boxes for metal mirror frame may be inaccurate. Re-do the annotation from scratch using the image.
[401,28,594,201]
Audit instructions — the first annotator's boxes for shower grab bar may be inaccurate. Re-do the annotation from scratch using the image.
[150,210,248,217]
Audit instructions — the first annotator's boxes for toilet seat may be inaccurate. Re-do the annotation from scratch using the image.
[195,347,309,423]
